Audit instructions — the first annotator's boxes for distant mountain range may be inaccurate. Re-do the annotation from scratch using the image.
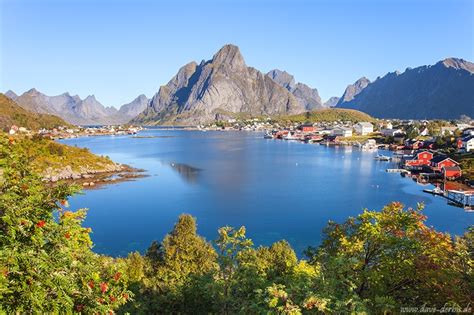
[4,45,473,125]
[0,93,69,130]
[336,58,474,119]
[133,45,306,125]
[6,89,148,125]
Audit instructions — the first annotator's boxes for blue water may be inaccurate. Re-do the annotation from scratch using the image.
[61,130,474,257]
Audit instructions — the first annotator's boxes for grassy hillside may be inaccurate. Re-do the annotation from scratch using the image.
[0,93,69,131]
[273,108,375,123]
[1,134,116,177]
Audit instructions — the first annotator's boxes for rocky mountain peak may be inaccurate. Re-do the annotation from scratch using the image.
[439,58,474,73]
[266,69,322,110]
[324,96,340,107]
[267,69,296,91]
[337,77,371,105]
[5,90,18,100]
[26,88,40,94]
[211,44,246,69]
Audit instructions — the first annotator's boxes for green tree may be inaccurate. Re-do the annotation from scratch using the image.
[0,135,131,313]
[307,202,472,313]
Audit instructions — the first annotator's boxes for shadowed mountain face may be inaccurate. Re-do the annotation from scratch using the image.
[12,89,148,125]
[337,58,474,119]
[324,96,340,107]
[267,69,323,110]
[336,77,371,106]
[133,44,305,125]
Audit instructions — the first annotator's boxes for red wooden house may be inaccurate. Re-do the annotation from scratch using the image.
[404,151,433,167]
[442,166,462,179]
[430,156,459,172]
[299,124,315,132]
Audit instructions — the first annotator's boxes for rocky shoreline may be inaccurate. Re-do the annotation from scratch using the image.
[42,163,146,189]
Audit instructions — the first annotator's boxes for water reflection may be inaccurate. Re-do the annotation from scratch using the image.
[169,162,201,184]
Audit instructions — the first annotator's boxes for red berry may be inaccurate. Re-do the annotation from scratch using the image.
[100,282,108,293]
[65,232,71,239]
[113,272,121,281]
[36,220,46,228]
[88,280,94,289]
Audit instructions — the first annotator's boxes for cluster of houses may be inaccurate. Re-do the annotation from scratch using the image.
[8,124,142,139]
[403,151,462,179]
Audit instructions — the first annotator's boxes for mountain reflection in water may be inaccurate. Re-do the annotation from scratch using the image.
[169,162,201,183]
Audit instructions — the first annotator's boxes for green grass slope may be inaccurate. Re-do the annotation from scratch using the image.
[0,93,70,131]
[273,108,375,123]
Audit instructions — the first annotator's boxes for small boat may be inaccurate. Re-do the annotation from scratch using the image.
[423,186,444,196]
[263,132,273,139]
[374,154,391,161]
[284,132,299,140]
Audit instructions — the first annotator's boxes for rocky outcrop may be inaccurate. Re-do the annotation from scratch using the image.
[42,163,124,182]
[133,44,305,125]
[267,69,323,110]
[5,90,18,100]
[337,58,474,119]
[336,77,370,106]
[323,97,340,107]
[117,94,149,121]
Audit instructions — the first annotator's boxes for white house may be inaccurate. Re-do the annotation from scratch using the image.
[462,136,474,152]
[381,128,403,137]
[332,127,353,137]
[462,127,474,137]
[419,127,429,136]
[440,126,457,136]
[354,122,374,135]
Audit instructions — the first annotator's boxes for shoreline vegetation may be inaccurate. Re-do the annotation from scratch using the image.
[0,135,472,313]
[1,134,146,189]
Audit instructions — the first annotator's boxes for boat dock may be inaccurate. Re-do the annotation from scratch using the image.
[386,168,410,173]
[445,190,474,210]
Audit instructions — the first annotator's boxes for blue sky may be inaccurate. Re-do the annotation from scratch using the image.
[1,0,473,107]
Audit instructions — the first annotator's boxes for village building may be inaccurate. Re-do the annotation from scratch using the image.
[354,122,374,135]
[419,127,429,136]
[404,139,423,150]
[430,156,459,172]
[440,126,457,135]
[462,127,474,137]
[461,135,474,152]
[298,124,315,132]
[442,166,462,179]
[332,127,352,137]
[381,128,403,137]
[404,151,433,167]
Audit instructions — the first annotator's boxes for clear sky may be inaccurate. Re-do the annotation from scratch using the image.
[1,0,473,107]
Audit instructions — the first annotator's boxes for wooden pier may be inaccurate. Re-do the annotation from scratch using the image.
[386,168,410,173]
[445,190,474,209]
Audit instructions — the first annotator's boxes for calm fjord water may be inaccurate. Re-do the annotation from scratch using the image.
[62,130,473,256]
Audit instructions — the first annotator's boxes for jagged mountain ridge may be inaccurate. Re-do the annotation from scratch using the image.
[0,93,69,130]
[10,89,148,125]
[133,44,306,125]
[267,69,323,110]
[323,97,340,107]
[336,58,474,119]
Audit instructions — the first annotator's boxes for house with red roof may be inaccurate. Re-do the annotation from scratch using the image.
[404,151,433,167]
[430,155,459,172]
